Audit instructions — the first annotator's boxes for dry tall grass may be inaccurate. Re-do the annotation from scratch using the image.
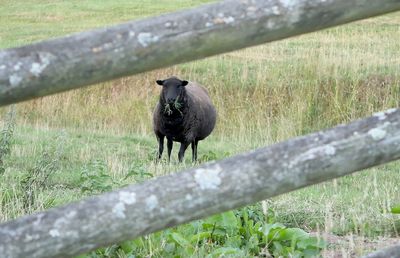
[13,13,400,148]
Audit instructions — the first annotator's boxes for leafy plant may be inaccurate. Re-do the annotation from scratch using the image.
[391,205,400,214]
[262,223,326,258]
[124,161,153,183]
[199,151,218,162]
[79,160,114,194]
[83,206,326,257]
[21,130,67,211]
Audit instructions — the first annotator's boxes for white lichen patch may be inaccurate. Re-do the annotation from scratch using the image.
[49,229,61,237]
[145,195,158,211]
[386,108,397,114]
[271,6,280,15]
[33,213,45,226]
[205,22,214,27]
[29,52,53,77]
[30,63,44,76]
[185,194,193,201]
[114,47,123,53]
[246,6,257,13]
[266,20,275,29]
[288,144,336,168]
[92,47,102,53]
[67,210,77,218]
[323,145,336,155]
[194,165,222,190]
[288,151,316,168]
[280,0,300,23]
[112,202,126,219]
[13,62,22,71]
[280,0,296,9]
[112,191,135,218]
[119,191,136,205]
[373,111,387,120]
[368,128,386,141]
[374,108,398,120]
[383,122,391,128]
[129,31,136,38]
[24,234,40,242]
[0,65,6,69]
[213,16,235,25]
[138,32,159,47]
[9,74,22,86]
[223,16,235,24]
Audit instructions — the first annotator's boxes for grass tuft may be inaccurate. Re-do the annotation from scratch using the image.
[0,105,16,175]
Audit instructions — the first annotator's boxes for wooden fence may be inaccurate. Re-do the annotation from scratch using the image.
[0,0,400,257]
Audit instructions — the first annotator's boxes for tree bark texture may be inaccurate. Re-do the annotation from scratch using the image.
[0,108,400,257]
[0,0,400,106]
[362,245,400,258]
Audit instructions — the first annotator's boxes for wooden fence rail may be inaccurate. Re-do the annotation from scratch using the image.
[1,0,400,106]
[0,108,399,257]
[362,244,400,258]
[1,0,400,257]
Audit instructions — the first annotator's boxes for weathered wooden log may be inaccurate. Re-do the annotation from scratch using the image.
[1,0,400,106]
[362,244,400,258]
[0,108,399,257]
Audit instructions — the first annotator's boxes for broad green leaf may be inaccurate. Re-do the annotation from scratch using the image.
[169,232,195,256]
[391,206,400,214]
[169,232,191,248]
[208,247,242,257]
[205,211,239,235]
[278,228,309,241]
[190,232,211,243]
[297,237,327,249]
[272,241,284,255]
[303,248,322,258]
[262,223,286,238]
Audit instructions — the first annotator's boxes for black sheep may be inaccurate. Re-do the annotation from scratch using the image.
[153,76,216,162]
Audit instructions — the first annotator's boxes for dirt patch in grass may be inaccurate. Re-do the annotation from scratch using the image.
[311,232,400,257]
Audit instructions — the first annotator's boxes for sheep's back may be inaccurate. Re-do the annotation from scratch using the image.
[186,83,216,140]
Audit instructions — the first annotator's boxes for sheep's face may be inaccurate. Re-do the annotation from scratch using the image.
[156,77,188,107]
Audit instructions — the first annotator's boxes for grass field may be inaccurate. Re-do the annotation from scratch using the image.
[1,0,400,257]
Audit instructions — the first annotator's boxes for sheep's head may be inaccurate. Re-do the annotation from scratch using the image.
[156,77,188,115]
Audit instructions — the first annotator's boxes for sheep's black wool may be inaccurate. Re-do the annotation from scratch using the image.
[153,76,216,162]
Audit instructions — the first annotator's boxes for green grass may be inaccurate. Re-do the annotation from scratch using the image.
[1,0,400,257]
[0,0,216,48]
[0,122,399,256]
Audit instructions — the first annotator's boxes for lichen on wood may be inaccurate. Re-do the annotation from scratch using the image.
[1,108,400,258]
[1,0,400,106]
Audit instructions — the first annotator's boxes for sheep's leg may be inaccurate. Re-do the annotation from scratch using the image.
[167,138,173,162]
[156,134,164,161]
[191,140,199,163]
[178,142,190,163]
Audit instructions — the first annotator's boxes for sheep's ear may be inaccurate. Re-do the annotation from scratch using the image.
[181,80,189,86]
[156,80,164,86]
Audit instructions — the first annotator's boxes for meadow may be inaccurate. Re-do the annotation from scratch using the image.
[0,0,400,257]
